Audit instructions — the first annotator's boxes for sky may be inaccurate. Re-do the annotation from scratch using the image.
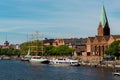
[0,0,120,44]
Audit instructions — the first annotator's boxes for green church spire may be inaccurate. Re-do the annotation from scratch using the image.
[98,5,110,36]
[100,5,108,28]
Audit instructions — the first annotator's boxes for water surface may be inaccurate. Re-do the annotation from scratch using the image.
[0,60,119,80]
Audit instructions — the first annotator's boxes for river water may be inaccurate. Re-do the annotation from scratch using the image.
[0,60,119,80]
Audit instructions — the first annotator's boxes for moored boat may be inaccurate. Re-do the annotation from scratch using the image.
[20,48,31,61]
[113,69,120,76]
[27,32,50,64]
[29,56,50,64]
[50,58,79,66]
[20,55,31,61]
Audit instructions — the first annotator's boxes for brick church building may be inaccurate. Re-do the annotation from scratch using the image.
[86,5,120,57]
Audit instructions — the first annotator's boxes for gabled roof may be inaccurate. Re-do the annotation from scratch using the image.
[95,36,103,42]
[103,36,110,41]
[64,38,87,46]
[88,37,95,42]
[43,39,54,43]
[110,35,120,40]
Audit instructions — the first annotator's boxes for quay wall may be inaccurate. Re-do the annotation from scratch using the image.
[74,56,120,68]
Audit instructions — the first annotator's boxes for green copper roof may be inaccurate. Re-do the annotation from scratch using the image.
[100,5,108,28]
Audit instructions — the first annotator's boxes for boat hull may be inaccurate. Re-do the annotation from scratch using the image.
[41,60,50,64]
[29,58,50,64]
[20,56,31,61]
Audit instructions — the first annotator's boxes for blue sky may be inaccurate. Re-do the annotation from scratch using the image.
[0,0,120,44]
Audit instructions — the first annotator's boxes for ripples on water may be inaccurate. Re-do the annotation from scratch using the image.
[0,60,119,80]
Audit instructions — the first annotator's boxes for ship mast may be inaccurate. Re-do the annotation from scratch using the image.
[41,33,44,56]
[29,32,44,56]
[36,31,39,56]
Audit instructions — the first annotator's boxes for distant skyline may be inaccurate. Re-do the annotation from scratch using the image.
[0,0,120,44]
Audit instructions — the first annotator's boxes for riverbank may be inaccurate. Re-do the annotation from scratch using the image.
[1,55,120,69]
[0,55,19,60]
[79,60,120,69]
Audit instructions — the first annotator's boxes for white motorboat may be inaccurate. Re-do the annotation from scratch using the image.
[29,56,49,64]
[50,58,79,66]
[113,69,120,76]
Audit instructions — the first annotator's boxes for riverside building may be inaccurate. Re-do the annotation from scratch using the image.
[86,5,120,58]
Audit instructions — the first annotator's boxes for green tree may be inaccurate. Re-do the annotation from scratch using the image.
[20,41,74,56]
[0,48,20,56]
[20,40,43,55]
[12,49,20,56]
[7,48,14,56]
[44,46,55,55]
[20,42,29,55]
[56,45,74,56]
[105,40,120,57]
[44,45,74,56]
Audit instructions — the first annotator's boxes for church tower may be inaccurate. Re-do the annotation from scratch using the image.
[98,5,110,36]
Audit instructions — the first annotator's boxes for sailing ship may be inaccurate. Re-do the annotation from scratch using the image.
[29,32,49,64]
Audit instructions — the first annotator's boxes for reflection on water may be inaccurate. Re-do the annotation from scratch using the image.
[0,60,119,80]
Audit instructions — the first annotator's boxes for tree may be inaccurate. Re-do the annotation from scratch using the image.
[44,46,55,55]
[20,40,43,55]
[56,45,74,56]
[105,40,120,57]
[20,42,29,55]
[0,48,20,56]
[20,41,74,56]
[44,45,74,56]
